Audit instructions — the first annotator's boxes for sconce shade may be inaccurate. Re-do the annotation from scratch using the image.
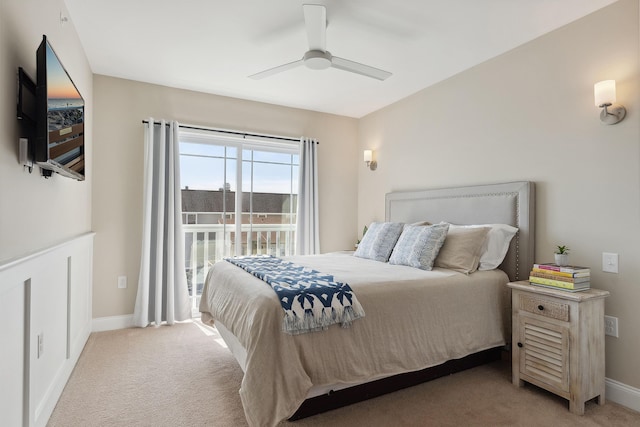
[363,149,377,170]
[594,79,626,124]
[363,150,372,163]
[594,80,616,107]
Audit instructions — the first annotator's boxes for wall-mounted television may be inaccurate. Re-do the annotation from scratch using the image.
[34,35,85,180]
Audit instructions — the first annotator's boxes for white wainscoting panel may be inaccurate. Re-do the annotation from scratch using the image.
[0,276,27,427]
[0,232,94,427]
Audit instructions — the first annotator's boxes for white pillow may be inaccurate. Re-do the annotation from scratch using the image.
[446,223,518,270]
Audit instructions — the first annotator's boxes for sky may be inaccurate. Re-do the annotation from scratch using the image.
[46,43,82,100]
[179,142,299,194]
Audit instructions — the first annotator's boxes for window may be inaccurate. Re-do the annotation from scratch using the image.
[179,128,299,312]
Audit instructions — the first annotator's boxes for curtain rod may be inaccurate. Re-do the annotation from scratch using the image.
[141,120,319,144]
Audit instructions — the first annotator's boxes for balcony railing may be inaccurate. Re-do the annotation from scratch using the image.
[183,221,296,313]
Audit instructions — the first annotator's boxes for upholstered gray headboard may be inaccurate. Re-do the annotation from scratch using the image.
[385,181,535,281]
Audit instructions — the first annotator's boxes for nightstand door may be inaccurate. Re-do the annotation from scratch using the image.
[518,315,570,393]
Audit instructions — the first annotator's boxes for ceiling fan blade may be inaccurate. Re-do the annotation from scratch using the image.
[249,59,304,80]
[303,4,326,52]
[331,56,392,81]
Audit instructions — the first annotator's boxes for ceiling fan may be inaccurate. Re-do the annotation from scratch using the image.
[249,4,392,81]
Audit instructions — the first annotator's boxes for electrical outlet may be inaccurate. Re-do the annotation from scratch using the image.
[37,333,44,358]
[604,315,618,337]
[19,138,30,166]
[117,276,127,289]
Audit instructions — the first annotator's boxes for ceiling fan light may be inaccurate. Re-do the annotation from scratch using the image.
[303,50,332,70]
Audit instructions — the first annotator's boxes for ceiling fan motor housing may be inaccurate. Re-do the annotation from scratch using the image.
[304,50,332,70]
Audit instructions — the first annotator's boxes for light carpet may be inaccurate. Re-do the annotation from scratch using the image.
[47,321,640,426]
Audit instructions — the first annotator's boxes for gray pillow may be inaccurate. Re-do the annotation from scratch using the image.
[434,226,490,274]
[354,222,404,262]
[388,223,450,270]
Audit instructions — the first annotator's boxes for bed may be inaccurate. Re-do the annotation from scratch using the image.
[199,181,535,427]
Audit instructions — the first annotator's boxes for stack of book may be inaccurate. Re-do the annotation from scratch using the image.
[529,263,591,292]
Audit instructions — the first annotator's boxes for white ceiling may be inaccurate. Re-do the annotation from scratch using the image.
[63,0,617,118]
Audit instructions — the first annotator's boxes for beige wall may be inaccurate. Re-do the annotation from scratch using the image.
[92,76,358,318]
[0,0,92,262]
[358,0,640,389]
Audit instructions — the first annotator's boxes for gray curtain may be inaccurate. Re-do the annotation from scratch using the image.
[295,137,320,255]
[134,119,191,327]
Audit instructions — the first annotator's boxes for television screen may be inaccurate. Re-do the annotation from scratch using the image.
[35,35,85,180]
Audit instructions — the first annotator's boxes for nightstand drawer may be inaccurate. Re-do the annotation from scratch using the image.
[519,294,569,322]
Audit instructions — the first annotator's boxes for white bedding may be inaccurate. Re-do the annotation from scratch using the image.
[200,252,510,427]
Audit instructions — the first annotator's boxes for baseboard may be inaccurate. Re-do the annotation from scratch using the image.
[92,314,134,332]
[606,377,640,413]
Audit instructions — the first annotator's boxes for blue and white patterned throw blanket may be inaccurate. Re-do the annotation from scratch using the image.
[225,256,365,335]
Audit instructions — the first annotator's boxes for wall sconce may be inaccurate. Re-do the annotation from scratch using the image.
[364,150,377,171]
[594,80,626,125]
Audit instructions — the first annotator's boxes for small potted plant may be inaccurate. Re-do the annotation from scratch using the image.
[555,245,570,266]
[355,225,368,249]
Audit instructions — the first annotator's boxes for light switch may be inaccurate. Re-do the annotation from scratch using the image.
[602,252,618,273]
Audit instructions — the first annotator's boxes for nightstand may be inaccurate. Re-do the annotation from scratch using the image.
[508,281,610,415]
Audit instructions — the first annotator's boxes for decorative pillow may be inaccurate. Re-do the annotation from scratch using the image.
[388,223,449,270]
[433,226,490,274]
[353,222,404,262]
[447,223,519,270]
